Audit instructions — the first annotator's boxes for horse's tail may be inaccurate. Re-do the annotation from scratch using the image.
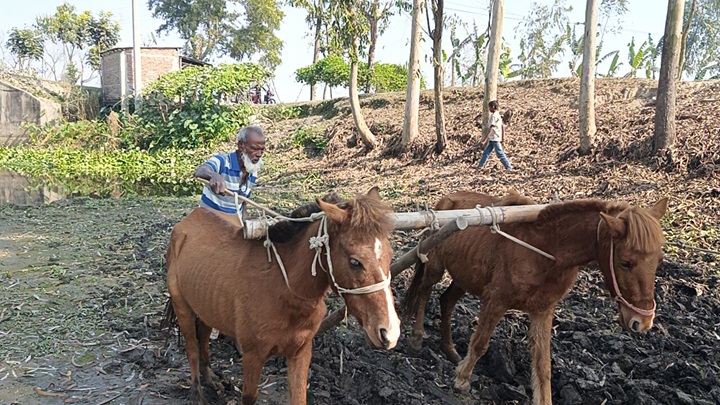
[160,298,176,330]
[401,259,427,320]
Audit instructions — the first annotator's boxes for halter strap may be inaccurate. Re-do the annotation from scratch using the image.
[597,219,656,317]
[264,213,391,297]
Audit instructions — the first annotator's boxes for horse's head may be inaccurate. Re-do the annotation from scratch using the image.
[317,187,400,350]
[598,197,668,333]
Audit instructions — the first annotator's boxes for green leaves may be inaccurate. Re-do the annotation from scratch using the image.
[6,28,44,69]
[295,55,416,92]
[24,2,121,80]
[135,63,269,150]
[148,0,284,69]
[0,146,207,197]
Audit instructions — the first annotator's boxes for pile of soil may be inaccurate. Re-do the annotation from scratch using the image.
[1,78,718,404]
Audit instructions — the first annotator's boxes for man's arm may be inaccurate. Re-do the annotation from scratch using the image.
[194,164,227,195]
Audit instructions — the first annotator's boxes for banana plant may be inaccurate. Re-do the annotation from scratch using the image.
[597,50,622,77]
[625,34,659,78]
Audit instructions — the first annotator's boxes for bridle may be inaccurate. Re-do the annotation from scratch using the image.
[264,213,391,297]
[597,219,657,318]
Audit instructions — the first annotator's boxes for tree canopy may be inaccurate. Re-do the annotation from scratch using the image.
[681,0,720,79]
[148,0,284,68]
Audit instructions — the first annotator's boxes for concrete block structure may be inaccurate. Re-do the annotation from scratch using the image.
[99,47,208,107]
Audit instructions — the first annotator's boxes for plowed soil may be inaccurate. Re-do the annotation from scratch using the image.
[1,78,718,404]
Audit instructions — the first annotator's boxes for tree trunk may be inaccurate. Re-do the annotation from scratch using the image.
[349,35,377,149]
[311,9,323,101]
[483,0,504,135]
[401,0,424,149]
[654,0,685,153]
[451,58,456,87]
[678,0,696,78]
[366,18,378,93]
[579,0,598,155]
[432,0,447,154]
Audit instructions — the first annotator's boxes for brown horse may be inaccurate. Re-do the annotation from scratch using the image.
[403,191,667,405]
[163,188,401,405]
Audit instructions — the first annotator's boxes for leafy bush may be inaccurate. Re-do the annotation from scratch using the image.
[0,145,208,196]
[295,55,421,93]
[259,105,302,122]
[292,127,328,154]
[23,119,119,150]
[134,63,270,150]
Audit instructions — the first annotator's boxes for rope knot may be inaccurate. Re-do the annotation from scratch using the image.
[309,235,328,250]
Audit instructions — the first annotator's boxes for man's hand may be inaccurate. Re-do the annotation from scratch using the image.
[209,173,227,195]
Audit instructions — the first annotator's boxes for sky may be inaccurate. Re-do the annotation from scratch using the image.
[0,0,668,103]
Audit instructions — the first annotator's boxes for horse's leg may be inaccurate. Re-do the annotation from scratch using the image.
[286,341,313,405]
[529,308,554,405]
[438,281,466,364]
[196,318,224,393]
[240,348,269,405]
[408,260,445,353]
[172,297,207,405]
[454,300,506,393]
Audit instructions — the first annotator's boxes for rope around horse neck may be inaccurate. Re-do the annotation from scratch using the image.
[263,213,391,297]
[485,206,556,261]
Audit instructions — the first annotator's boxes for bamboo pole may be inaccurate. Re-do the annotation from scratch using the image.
[243,204,548,240]
[317,216,470,334]
[317,203,548,334]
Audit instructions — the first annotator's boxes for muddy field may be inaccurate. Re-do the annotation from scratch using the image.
[2,78,720,404]
[0,195,718,405]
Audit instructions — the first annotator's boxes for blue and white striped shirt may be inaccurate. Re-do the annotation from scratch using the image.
[199,152,257,214]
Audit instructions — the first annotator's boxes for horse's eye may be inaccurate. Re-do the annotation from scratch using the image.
[620,260,633,269]
[349,258,362,269]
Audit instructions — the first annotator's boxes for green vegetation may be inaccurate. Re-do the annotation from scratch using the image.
[0,63,285,197]
[295,55,423,94]
[292,126,329,154]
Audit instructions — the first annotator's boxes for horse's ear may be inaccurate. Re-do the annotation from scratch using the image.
[318,198,348,224]
[647,197,668,220]
[599,213,627,238]
[366,187,382,200]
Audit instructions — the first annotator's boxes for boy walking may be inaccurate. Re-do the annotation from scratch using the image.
[477,100,512,170]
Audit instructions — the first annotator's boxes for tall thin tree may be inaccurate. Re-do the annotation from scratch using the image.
[429,0,447,154]
[579,0,598,154]
[400,0,424,149]
[483,0,504,136]
[654,0,685,154]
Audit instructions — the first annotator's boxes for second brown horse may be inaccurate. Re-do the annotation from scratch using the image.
[403,190,667,405]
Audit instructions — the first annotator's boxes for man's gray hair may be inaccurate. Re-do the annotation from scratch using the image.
[237,125,265,143]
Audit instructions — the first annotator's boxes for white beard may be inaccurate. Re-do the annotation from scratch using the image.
[241,152,264,174]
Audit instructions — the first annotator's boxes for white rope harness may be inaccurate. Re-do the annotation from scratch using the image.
[258,209,390,297]
[483,205,557,261]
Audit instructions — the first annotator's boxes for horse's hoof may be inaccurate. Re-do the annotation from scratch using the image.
[203,371,225,393]
[407,336,423,353]
[189,387,209,405]
[441,346,462,364]
[453,376,471,393]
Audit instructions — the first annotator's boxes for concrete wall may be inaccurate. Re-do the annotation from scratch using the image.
[101,48,181,106]
[0,81,61,146]
[0,169,65,205]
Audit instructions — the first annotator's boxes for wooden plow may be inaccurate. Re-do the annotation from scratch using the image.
[242,203,548,334]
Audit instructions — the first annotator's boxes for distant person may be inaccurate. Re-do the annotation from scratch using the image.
[477,100,513,170]
[194,125,266,226]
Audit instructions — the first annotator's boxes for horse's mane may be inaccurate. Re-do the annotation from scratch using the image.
[267,191,395,244]
[618,206,666,252]
[345,192,395,237]
[536,199,664,252]
[268,193,343,243]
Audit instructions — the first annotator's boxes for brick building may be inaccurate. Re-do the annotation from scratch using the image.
[99,47,208,107]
